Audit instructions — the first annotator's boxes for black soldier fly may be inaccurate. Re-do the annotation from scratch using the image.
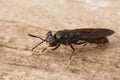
[28,28,114,67]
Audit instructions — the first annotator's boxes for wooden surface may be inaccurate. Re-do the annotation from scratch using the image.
[0,0,120,80]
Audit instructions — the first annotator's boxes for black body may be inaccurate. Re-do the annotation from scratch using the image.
[28,28,114,60]
[28,28,114,50]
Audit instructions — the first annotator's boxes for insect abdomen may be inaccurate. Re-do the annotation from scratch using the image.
[82,37,109,44]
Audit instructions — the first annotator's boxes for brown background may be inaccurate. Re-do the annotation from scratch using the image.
[0,0,120,80]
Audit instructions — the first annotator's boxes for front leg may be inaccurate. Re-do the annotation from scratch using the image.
[42,44,60,52]
[52,44,60,51]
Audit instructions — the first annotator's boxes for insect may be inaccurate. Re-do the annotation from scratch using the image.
[28,28,114,67]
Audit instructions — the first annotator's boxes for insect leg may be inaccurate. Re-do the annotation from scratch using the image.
[75,41,86,45]
[83,42,88,46]
[75,41,88,47]
[70,44,75,51]
[67,44,75,68]
[42,44,60,52]
[52,44,60,51]
[42,47,47,52]
[32,47,47,56]
[69,44,76,60]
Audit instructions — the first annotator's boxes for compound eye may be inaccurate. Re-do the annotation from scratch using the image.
[46,31,52,36]
[49,38,55,43]
[49,37,57,46]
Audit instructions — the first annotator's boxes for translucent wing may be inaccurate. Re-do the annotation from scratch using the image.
[75,28,114,38]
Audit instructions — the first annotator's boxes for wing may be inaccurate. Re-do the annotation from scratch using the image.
[75,28,115,38]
